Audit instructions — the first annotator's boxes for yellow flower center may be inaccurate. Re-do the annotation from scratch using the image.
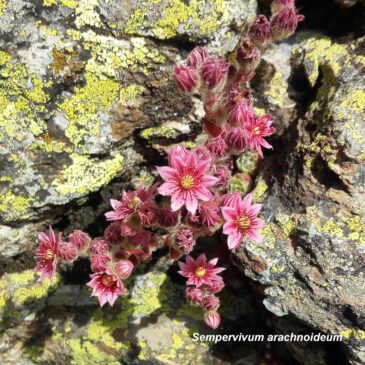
[181,175,195,189]
[101,274,115,287]
[252,126,261,135]
[237,215,251,230]
[44,249,55,261]
[195,266,206,278]
[128,196,141,209]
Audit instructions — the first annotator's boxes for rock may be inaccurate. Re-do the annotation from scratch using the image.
[233,34,365,365]
[0,0,257,260]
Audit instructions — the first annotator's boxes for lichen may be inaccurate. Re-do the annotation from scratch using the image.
[0,0,7,16]
[252,179,268,203]
[0,191,35,222]
[340,329,365,340]
[140,126,173,140]
[23,345,43,362]
[265,71,286,108]
[52,153,124,195]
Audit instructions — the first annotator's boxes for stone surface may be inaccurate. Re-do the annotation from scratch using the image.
[233,34,365,365]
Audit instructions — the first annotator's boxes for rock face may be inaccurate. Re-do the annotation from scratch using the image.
[1,0,365,364]
[233,35,365,364]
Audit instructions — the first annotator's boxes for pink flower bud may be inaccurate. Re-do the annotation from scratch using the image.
[90,237,109,254]
[226,83,252,109]
[104,221,122,244]
[226,127,248,152]
[174,65,198,93]
[198,201,222,227]
[202,295,220,311]
[270,8,304,41]
[200,56,230,91]
[229,98,254,127]
[159,205,179,227]
[91,253,111,272]
[59,242,77,261]
[115,259,134,278]
[203,118,223,138]
[271,0,295,14]
[68,230,90,251]
[186,287,204,304]
[169,246,182,259]
[236,39,260,72]
[187,46,209,68]
[204,311,221,329]
[249,15,271,47]
[176,228,195,253]
[203,96,227,122]
[220,192,241,208]
[236,69,255,83]
[213,165,231,187]
[205,135,228,157]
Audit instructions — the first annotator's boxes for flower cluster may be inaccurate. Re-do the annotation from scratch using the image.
[34,0,303,330]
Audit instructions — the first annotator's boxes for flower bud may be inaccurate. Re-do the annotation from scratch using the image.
[59,242,77,261]
[227,127,248,152]
[202,295,220,311]
[229,98,254,127]
[91,253,111,272]
[90,237,109,254]
[213,165,231,187]
[200,56,230,91]
[271,0,296,14]
[176,228,195,253]
[236,39,260,72]
[68,230,90,251]
[249,15,271,47]
[205,135,228,157]
[158,206,178,227]
[226,83,252,109]
[204,311,221,329]
[203,118,223,138]
[174,65,198,93]
[270,8,304,41]
[186,46,209,68]
[186,287,204,304]
[115,259,134,278]
[104,221,122,244]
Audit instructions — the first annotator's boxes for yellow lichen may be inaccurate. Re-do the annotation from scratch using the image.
[340,329,365,340]
[119,84,146,105]
[265,71,287,108]
[0,191,35,221]
[0,0,7,16]
[252,179,268,203]
[52,153,124,195]
[140,126,173,140]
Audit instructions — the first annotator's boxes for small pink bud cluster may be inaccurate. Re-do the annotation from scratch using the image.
[34,1,303,330]
[179,254,225,329]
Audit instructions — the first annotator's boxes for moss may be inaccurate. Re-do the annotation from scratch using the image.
[340,329,365,340]
[265,71,287,108]
[52,153,124,195]
[0,191,35,222]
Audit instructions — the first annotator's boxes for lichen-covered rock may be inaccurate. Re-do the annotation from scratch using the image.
[0,0,256,259]
[233,35,365,365]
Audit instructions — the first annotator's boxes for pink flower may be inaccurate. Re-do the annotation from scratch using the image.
[35,226,61,282]
[187,46,209,68]
[114,259,134,278]
[204,311,221,329]
[186,287,204,304]
[178,254,225,287]
[176,228,195,253]
[129,229,151,247]
[105,184,158,224]
[68,230,90,251]
[91,253,111,272]
[244,114,275,158]
[249,15,271,46]
[174,65,198,93]
[90,237,109,254]
[157,145,218,215]
[221,192,265,249]
[202,295,220,311]
[87,267,126,307]
[59,242,77,261]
